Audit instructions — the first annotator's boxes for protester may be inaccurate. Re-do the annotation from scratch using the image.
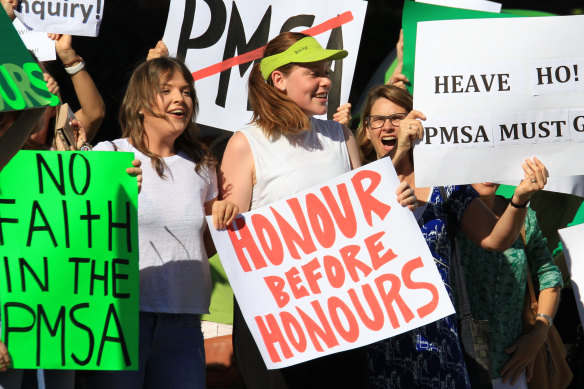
[356,84,548,388]
[90,57,237,389]
[219,32,416,389]
[458,182,562,388]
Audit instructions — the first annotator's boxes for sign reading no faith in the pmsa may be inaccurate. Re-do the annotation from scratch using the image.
[413,15,584,187]
[163,0,367,132]
[208,159,454,369]
[0,9,59,113]
[0,151,139,370]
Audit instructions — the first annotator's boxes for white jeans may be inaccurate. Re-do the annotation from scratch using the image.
[492,372,528,389]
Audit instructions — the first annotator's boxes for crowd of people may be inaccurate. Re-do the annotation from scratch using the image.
[0,1,579,388]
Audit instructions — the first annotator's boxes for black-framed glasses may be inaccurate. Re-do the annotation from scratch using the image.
[366,113,407,129]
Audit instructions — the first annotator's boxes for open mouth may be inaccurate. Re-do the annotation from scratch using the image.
[168,109,186,118]
[314,92,328,99]
[381,135,397,149]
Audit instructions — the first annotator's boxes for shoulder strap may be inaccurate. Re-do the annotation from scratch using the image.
[109,140,118,151]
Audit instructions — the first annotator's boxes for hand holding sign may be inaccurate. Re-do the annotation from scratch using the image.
[392,109,426,166]
[512,157,549,205]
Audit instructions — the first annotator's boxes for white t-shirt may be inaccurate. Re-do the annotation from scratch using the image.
[94,138,217,314]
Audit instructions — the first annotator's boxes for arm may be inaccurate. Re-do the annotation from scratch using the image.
[342,124,361,170]
[461,158,548,251]
[49,34,105,142]
[386,30,409,90]
[219,132,254,213]
[390,109,425,166]
[500,286,560,384]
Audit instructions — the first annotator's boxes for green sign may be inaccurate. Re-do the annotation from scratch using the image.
[0,10,59,112]
[402,0,516,94]
[0,150,139,370]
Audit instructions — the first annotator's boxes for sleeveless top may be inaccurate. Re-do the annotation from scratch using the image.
[240,117,351,210]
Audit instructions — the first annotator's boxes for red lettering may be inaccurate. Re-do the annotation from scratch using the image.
[375,273,414,329]
[264,275,290,308]
[351,170,391,227]
[320,184,357,239]
[280,311,307,353]
[305,193,335,248]
[328,296,359,343]
[401,257,439,318]
[296,301,339,352]
[285,266,309,300]
[323,255,346,288]
[271,202,316,259]
[348,284,384,331]
[365,231,397,270]
[301,257,323,294]
[339,245,372,282]
[227,217,267,272]
[254,314,293,363]
[251,214,284,266]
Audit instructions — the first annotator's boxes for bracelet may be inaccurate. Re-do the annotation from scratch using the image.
[65,59,86,75]
[63,56,83,67]
[536,313,553,326]
[510,198,529,208]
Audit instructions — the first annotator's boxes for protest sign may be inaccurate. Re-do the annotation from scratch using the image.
[14,0,104,37]
[411,15,584,187]
[162,0,367,132]
[558,223,584,327]
[208,158,454,369]
[0,150,139,370]
[0,9,59,112]
[14,18,56,62]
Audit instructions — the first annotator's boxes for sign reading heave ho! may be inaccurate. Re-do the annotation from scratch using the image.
[208,159,454,369]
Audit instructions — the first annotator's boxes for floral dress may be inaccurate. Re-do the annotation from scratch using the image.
[368,185,477,389]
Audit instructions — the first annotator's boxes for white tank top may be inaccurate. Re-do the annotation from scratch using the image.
[240,117,351,210]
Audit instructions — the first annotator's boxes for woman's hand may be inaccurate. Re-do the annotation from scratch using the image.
[396,180,417,210]
[126,159,143,194]
[386,29,409,90]
[0,340,11,372]
[48,34,80,66]
[391,110,426,165]
[500,323,548,384]
[387,74,409,90]
[147,40,169,61]
[332,103,352,127]
[212,200,239,229]
[44,72,59,96]
[511,157,548,206]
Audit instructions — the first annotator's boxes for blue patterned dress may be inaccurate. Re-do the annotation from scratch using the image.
[368,185,477,389]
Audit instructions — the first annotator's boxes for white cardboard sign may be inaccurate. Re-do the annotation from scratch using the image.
[13,18,56,62]
[208,158,455,369]
[558,223,584,327]
[15,0,104,37]
[412,16,584,188]
[162,0,367,132]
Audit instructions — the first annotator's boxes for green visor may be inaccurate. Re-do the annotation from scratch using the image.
[260,36,348,81]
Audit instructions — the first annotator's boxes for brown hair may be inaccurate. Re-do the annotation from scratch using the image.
[119,57,215,177]
[248,32,311,137]
[356,85,413,164]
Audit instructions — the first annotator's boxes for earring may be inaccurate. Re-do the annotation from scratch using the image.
[138,110,143,116]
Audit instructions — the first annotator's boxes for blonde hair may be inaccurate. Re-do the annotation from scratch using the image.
[119,57,215,177]
[356,85,413,164]
[248,32,312,137]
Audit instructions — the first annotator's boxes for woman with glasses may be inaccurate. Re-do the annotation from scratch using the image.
[356,84,548,389]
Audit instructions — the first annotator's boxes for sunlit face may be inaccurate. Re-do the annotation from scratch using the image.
[142,71,194,141]
[277,60,332,117]
[471,182,500,197]
[366,97,408,159]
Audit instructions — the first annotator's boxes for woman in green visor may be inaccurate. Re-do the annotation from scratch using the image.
[219,32,417,388]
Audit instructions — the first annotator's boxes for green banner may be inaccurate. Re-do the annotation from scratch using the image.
[0,10,59,112]
[0,150,139,370]
[402,0,515,94]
